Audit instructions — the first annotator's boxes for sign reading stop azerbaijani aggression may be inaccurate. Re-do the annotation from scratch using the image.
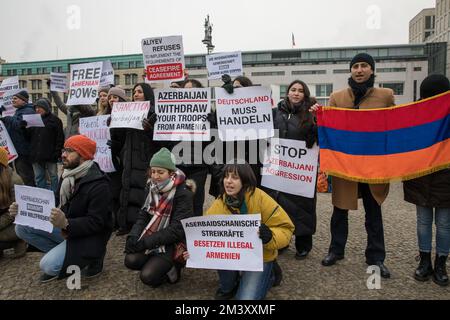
[261,138,319,198]
[0,76,20,117]
[66,61,103,106]
[182,214,263,272]
[14,185,55,233]
[50,72,68,92]
[0,121,18,163]
[215,86,274,141]
[109,101,150,130]
[79,115,115,173]
[142,35,185,82]
[153,88,211,141]
[206,51,243,80]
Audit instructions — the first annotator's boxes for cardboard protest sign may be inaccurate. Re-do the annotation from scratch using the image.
[182,214,263,272]
[261,138,319,198]
[14,185,55,233]
[215,86,274,141]
[109,101,150,130]
[153,88,211,141]
[100,60,114,87]
[66,62,103,105]
[0,121,18,163]
[0,76,20,117]
[79,115,116,173]
[50,72,68,92]
[23,114,45,128]
[206,51,243,80]
[141,36,185,82]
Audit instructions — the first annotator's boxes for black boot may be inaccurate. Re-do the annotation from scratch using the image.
[414,251,433,281]
[433,254,448,287]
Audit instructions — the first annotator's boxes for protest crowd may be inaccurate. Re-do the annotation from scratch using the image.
[0,40,449,301]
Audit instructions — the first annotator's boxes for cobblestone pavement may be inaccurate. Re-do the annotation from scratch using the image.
[1,180,449,300]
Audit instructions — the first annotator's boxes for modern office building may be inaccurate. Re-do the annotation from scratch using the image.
[0,43,446,125]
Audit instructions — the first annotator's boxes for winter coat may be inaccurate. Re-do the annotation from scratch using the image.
[1,103,35,156]
[29,112,64,163]
[206,188,294,262]
[403,169,450,208]
[264,99,318,236]
[0,168,23,233]
[329,87,395,210]
[51,91,95,139]
[127,180,195,260]
[57,162,113,278]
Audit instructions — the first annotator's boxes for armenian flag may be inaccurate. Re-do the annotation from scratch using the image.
[317,91,450,183]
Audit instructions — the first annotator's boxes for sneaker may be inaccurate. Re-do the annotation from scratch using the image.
[40,273,58,283]
[81,260,104,278]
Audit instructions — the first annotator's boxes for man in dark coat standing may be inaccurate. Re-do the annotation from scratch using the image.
[11,135,112,282]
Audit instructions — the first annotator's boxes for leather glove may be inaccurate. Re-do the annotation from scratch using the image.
[142,113,157,131]
[206,112,216,127]
[221,74,234,94]
[134,236,158,252]
[259,223,273,244]
[50,208,69,229]
[124,235,139,254]
[20,120,28,128]
[9,202,18,218]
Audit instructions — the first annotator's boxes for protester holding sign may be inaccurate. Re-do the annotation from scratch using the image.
[0,147,27,259]
[264,80,319,261]
[96,87,111,116]
[202,161,294,300]
[29,99,64,193]
[1,90,36,186]
[12,135,112,282]
[124,148,195,286]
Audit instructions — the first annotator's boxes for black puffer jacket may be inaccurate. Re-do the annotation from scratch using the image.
[29,112,64,163]
[263,99,318,236]
[57,162,113,278]
[128,180,195,260]
[403,169,450,208]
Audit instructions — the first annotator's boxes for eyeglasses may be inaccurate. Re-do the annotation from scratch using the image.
[61,148,76,154]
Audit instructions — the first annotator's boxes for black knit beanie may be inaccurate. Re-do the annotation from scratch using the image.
[350,53,375,71]
[419,74,450,99]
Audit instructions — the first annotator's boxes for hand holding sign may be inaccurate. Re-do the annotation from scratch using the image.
[50,208,68,229]
[9,202,18,218]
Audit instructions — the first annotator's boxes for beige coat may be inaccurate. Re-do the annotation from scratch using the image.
[328,87,395,210]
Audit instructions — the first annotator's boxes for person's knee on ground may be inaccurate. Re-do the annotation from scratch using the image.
[39,252,61,276]
[124,252,147,270]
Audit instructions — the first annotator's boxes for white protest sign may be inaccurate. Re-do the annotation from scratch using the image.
[153,88,211,141]
[0,76,20,117]
[182,214,263,272]
[141,35,185,82]
[23,114,45,128]
[79,115,116,173]
[14,185,55,233]
[50,72,68,92]
[206,51,243,80]
[100,60,114,87]
[215,86,274,141]
[0,121,18,163]
[261,138,319,198]
[66,61,103,105]
[109,101,150,130]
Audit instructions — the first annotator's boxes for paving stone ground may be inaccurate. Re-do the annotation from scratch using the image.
[1,179,449,300]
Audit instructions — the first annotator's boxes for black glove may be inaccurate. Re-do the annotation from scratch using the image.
[124,235,138,254]
[221,74,234,94]
[134,236,158,252]
[106,139,120,150]
[20,120,28,128]
[46,79,51,88]
[259,223,273,244]
[106,116,112,127]
[206,112,216,127]
[142,113,157,131]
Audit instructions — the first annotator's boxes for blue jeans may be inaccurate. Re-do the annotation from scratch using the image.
[217,261,274,300]
[32,162,59,193]
[15,225,64,253]
[417,206,450,256]
[39,240,67,276]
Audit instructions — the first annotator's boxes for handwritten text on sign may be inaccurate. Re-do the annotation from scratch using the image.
[261,138,319,198]
[66,62,103,106]
[14,185,55,233]
[79,115,115,173]
[154,88,211,141]
[109,101,150,130]
[141,36,185,82]
[182,214,263,272]
[215,86,274,141]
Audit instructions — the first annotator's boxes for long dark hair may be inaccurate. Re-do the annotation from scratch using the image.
[133,83,155,106]
[285,79,316,127]
[219,161,256,208]
[183,79,204,88]
[233,76,253,87]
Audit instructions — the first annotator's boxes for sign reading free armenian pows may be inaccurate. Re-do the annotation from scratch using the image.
[141,35,185,82]
[261,138,319,198]
[66,61,103,106]
[14,185,55,233]
[181,214,263,272]
[109,101,150,130]
[79,115,116,173]
[215,86,274,141]
[153,88,211,141]
[206,51,243,80]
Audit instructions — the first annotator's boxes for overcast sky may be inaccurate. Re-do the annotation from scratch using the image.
[1,0,436,63]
